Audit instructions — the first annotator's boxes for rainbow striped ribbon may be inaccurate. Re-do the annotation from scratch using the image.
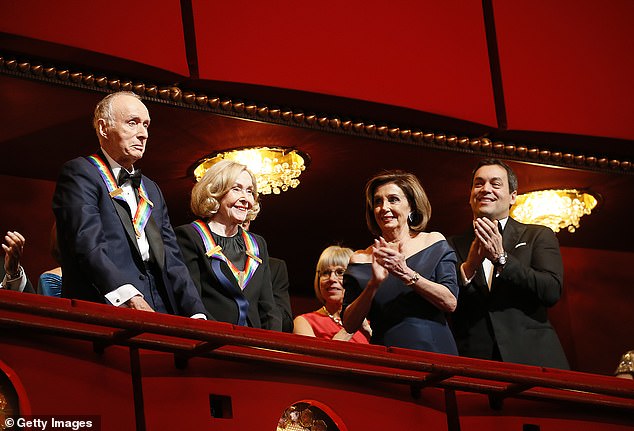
[87,154,154,238]
[191,220,261,290]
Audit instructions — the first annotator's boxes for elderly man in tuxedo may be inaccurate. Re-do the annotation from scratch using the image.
[0,230,34,293]
[53,91,206,317]
[448,159,569,369]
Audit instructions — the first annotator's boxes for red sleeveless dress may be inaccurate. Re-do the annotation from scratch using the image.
[299,311,370,343]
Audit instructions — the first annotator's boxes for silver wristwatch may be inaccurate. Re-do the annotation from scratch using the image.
[495,251,507,266]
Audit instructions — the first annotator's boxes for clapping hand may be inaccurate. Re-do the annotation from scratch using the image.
[373,237,408,279]
[3,231,25,276]
[370,239,389,285]
[473,217,504,262]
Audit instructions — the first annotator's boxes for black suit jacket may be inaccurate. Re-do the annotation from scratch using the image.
[52,152,207,317]
[448,217,570,369]
[175,223,282,330]
[0,265,34,293]
[270,257,293,333]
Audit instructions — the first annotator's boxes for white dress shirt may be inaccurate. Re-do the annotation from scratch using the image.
[101,149,148,307]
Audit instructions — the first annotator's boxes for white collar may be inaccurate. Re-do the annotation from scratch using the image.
[498,217,509,230]
[101,148,136,179]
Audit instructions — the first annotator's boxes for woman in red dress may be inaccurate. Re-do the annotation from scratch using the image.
[293,245,370,343]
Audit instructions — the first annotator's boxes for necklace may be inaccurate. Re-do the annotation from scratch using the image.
[321,306,343,326]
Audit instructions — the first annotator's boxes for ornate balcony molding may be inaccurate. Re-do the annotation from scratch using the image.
[1,53,631,175]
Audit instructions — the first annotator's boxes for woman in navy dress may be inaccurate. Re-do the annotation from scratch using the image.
[342,170,459,354]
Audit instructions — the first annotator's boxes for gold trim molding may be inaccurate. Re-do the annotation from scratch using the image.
[1,53,632,175]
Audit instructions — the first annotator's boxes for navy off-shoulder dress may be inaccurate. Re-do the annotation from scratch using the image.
[342,240,459,355]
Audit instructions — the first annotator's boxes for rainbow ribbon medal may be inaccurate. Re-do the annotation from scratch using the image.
[87,154,153,238]
[191,220,261,289]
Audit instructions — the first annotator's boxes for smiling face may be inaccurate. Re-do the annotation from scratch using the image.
[373,182,411,234]
[99,94,150,170]
[470,164,517,221]
[318,265,346,307]
[214,170,255,226]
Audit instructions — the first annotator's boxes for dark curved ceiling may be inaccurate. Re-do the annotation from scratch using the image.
[1,0,633,300]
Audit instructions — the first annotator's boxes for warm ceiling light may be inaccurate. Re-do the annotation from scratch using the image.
[510,189,598,233]
[193,146,308,195]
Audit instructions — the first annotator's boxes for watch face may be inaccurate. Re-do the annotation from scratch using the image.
[498,253,507,265]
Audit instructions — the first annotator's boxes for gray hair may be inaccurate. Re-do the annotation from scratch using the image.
[92,91,142,137]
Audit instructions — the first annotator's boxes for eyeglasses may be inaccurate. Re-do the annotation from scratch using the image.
[318,268,346,280]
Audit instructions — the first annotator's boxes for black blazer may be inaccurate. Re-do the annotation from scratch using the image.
[448,217,570,369]
[53,153,207,317]
[175,223,282,331]
[270,257,293,333]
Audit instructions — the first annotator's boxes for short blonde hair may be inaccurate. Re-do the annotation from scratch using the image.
[313,245,354,304]
[190,159,260,219]
[364,170,431,236]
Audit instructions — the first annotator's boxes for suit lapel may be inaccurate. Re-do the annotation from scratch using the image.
[112,199,142,257]
[503,218,525,255]
[208,252,243,294]
[94,150,144,259]
[194,229,245,295]
[145,215,165,270]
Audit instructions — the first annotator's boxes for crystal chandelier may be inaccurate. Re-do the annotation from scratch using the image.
[193,147,308,195]
[510,189,598,233]
[277,403,331,431]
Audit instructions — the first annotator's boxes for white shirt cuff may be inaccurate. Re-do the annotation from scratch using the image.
[105,284,143,306]
[459,263,476,285]
[1,266,27,292]
[190,313,207,320]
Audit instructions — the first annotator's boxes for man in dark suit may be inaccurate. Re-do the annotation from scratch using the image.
[448,159,569,369]
[1,230,34,293]
[53,91,206,317]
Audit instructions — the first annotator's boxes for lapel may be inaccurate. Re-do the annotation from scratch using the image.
[193,226,246,296]
[112,199,142,257]
[145,215,165,270]
[209,253,244,296]
[95,150,162,262]
[503,217,525,256]
[94,149,141,257]
[112,188,165,266]
[189,222,263,294]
